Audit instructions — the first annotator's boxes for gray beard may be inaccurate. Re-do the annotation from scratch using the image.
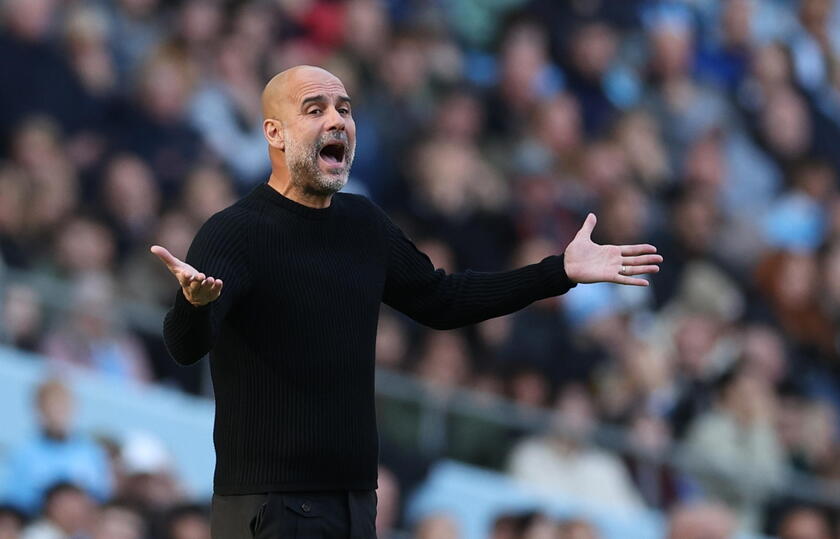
[286,131,355,197]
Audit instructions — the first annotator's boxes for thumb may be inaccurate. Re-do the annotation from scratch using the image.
[576,213,597,240]
[150,245,193,284]
[150,245,179,269]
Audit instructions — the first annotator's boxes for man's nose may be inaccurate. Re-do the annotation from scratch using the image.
[325,106,346,131]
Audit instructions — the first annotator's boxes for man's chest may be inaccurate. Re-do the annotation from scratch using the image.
[248,222,388,312]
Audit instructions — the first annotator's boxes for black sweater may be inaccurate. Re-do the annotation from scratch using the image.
[163,182,576,494]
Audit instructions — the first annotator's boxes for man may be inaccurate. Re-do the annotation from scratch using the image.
[5,380,111,515]
[666,501,736,539]
[20,482,95,539]
[151,65,661,538]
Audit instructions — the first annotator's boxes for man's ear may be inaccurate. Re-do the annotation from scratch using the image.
[263,119,285,151]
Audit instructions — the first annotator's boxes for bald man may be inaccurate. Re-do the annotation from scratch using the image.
[151,65,661,538]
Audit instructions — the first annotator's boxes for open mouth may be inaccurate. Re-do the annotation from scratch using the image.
[319,142,346,166]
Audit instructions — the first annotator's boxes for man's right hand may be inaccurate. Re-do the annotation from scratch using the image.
[150,245,223,307]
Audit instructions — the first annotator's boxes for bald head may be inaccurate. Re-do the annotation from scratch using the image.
[261,65,356,199]
[261,65,348,121]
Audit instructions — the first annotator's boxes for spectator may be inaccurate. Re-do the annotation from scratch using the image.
[91,502,145,539]
[163,504,210,539]
[755,249,838,364]
[20,483,95,539]
[508,385,643,509]
[108,47,205,196]
[188,35,270,188]
[522,513,561,539]
[178,166,236,226]
[775,506,832,539]
[558,518,600,539]
[49,216,115,278]
[98,154,161,260]
[0,0,93,139]
[41,274,151,383]
[117,432,186,514]
[123,210,198,309]
[105,0,164,81]
[680,368,787,530]
[666,501,736,539]
[4,381,111,515]
[0,505,26,539]
[0,284,43,353]
[622,412,685,508]
[788,0,840,92]
[413,514,459,539]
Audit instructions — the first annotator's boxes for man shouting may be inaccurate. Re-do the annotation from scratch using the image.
[151,65,662,539]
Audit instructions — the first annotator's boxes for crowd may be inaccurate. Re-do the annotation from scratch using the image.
[3,0,840,537]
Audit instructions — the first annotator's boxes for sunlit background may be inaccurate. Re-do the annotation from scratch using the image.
[2,0,840,538]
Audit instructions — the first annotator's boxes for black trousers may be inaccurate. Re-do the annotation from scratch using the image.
[210,490,377,539]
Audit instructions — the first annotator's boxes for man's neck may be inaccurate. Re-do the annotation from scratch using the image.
[267,173,333,209]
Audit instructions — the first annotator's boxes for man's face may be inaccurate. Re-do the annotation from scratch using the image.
[39,387,72,437]
[282,73,356,196]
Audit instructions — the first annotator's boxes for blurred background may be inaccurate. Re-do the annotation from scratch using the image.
[3,0,840,538]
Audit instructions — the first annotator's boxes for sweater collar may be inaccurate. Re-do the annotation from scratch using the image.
[254,182,336,220]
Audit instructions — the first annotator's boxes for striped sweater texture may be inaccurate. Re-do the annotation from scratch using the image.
[163,182,576,494]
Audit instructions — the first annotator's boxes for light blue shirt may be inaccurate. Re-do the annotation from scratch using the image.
[4,432,112,515]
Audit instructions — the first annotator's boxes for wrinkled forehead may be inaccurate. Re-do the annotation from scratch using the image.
[286,73,349,108]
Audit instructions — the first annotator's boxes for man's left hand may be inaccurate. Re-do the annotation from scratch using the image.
[563,213,662,286]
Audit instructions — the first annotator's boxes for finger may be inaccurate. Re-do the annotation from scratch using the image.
[623,254,663,266]
[620,265,659,276]
[196,276,218,289]
[620,244,657,256]
[614,275,650,286]
[175,269,199,287]
[183,273,208,290]
[575,213,597,240]
[150,245,184,272]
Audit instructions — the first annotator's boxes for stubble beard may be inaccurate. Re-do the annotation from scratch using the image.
[285,130,355,197]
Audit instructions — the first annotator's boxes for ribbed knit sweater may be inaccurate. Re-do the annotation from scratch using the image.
[162,182,577,494]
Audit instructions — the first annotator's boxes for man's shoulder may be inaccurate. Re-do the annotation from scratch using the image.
[334,192,387,221]
[11,433,100,459]
[202,196,261,231]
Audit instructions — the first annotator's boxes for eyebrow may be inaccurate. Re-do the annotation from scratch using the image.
[301,95,353,108]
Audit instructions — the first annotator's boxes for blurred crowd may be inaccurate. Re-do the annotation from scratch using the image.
[4,0,840,537]
[0,379,210,539]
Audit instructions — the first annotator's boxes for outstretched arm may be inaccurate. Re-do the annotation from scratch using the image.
[152,213,252,365]
[382,213,661,330]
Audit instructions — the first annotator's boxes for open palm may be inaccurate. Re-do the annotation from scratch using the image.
[564,214,662,286]
[150,245,224,306]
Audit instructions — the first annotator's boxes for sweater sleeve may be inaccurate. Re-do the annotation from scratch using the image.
[380,211,576,330]
[162,211,252,365]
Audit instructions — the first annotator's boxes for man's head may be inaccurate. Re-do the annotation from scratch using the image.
[41,482,95,534]
[666,501,735,539]
[777,506,832,539]
[0,504,26,539]
[262,65,356,197]
[35,379,73,438]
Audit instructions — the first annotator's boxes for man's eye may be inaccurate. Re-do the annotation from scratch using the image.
[308,109,322,115]
[339,108,350,114]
